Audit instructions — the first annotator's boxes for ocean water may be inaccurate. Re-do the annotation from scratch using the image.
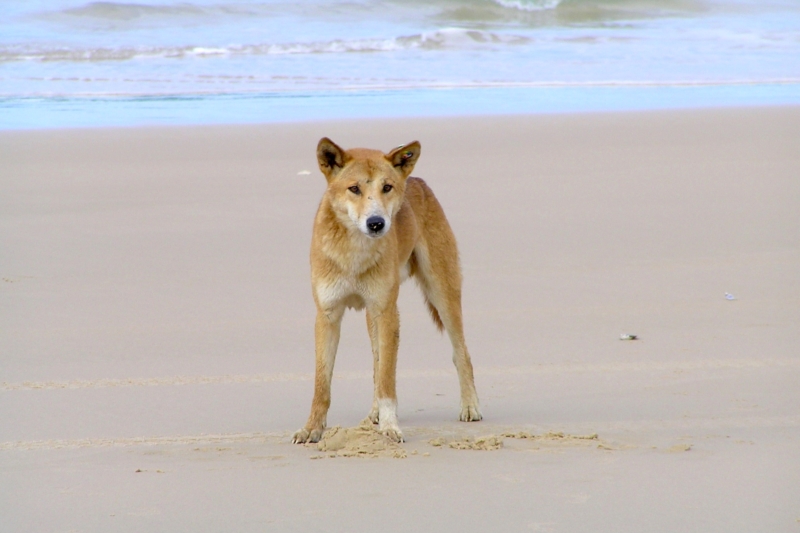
[1,0,799,128]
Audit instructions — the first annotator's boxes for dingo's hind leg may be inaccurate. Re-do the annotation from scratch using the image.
[412,242,482,422]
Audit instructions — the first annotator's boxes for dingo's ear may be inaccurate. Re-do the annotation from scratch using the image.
[317,137,348,179]
[388,141,421,177]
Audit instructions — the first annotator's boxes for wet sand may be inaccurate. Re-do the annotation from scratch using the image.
[1,107,799,532]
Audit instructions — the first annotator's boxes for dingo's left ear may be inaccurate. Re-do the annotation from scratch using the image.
[388,141,421,177]
[317,137,348,180]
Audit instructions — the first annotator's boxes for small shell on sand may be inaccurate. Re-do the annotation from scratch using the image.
[667,443,692,453]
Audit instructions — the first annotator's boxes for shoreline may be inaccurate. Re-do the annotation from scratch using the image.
[3,83,800,130]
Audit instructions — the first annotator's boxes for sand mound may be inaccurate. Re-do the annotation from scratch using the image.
[504,431,613,450]
[428,431,606,452]
[502,431,599,443]
[429,435,504,451]
[314,419,407,458]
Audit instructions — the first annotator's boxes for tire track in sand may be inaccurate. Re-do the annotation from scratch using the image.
[2,357,798,392]
[0,431,285,451]
[3,415,799,451]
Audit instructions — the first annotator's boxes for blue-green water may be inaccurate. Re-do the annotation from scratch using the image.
[2,0,799,129]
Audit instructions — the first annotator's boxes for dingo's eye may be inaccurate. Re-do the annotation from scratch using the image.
[382,184,393,193]
[348,185,361,195]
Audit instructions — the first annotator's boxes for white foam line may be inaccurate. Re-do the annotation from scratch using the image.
[2,358,796,392]
[3,77,800,99]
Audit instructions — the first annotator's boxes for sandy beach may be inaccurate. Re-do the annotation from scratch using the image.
[1,107,799,532]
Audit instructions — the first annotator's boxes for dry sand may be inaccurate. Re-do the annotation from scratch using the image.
[1,107,799,532]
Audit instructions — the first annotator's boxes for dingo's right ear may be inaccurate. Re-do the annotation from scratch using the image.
[317,137,348,180]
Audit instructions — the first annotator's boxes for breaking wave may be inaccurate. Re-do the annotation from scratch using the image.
[60,1,208,20]
[493,0,562,11]
[51,0,565,22]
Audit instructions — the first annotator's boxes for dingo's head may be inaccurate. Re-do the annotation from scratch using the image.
[316,137,420,239]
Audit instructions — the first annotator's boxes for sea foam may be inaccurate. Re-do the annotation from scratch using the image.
[493,0,562,11]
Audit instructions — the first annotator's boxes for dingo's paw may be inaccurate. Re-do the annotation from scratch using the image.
[291,427,324,444]
[459,405,482,422]
[380,426,404,443]
[367,404,380,424]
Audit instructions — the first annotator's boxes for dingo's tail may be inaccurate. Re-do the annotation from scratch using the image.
[425,298,444,332]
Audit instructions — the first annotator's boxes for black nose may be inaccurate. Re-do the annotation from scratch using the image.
[366,216,385,233]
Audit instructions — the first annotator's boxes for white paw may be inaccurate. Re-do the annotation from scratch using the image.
[376,398,403,441]
[459,404,483,422]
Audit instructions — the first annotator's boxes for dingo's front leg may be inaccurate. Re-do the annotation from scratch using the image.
[366,311,380,424]
[292,307,343,444]
[371,302,403,442]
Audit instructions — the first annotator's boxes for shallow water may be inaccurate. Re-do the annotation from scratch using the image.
[1,0,799,128]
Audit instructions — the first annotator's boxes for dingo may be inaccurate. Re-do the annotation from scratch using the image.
[291,138,481,444]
